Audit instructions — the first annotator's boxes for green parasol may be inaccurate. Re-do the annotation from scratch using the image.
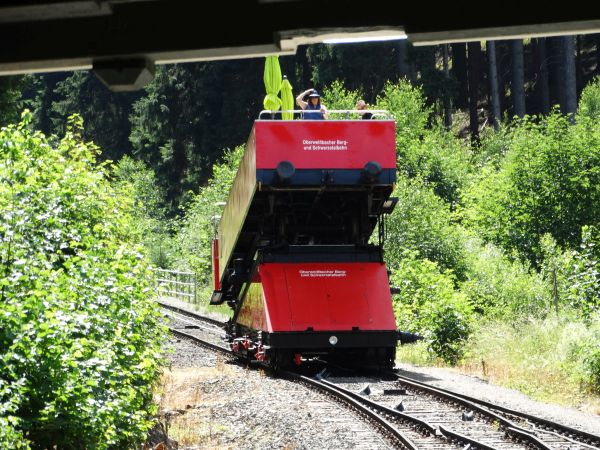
[280,75,294,120]
[263,56,282,113]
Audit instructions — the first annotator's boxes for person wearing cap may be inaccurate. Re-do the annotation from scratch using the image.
[296,88,328,120]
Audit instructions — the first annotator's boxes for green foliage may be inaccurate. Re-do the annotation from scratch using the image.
[307,42,403,102]
[0,377,27,449]
[403,126,471,206]
[577,76,600,122]
[580,334,600,393]
[473,124,511,169]
[0,112,164,449]
[464,111,600,264]
[427,300,473,365]
[321,80,363,118]
[113,156,173,268]
[390,252,473,364]
[376,81,471,205]
[320,80,472,211]
[50,71,139,161]
[463,315,600,400]
[407,45,457,113]
[129,61,264,210]
[461,237,550,318]
[539,228,600,321]
[173,146,243,282]
[0,76,33,127]
[568,226,600,319]
[385,176,468,279]
[375,80,430,151]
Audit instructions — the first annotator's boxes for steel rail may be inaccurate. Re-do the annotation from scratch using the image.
[168,327,231,355]
[319,379,437,435]
[395,373,600,449]
[393,375,560,450]
[162,309,224,335]
[157,301,227,328]
[318,379,502,450]
[436,426,499,450]
[165,329,415,449]
[283,371,419,450]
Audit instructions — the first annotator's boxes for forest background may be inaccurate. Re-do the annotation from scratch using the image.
[2,34,600,426]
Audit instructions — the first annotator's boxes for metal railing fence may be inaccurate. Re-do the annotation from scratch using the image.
[258,109,392,120]
[151,267,198,304]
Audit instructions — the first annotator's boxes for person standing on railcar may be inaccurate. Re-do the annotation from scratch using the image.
[296,88,328,120]
[356,99,373,120]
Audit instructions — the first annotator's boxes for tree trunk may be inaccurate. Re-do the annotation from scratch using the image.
[397,39,410,79]
[576,35,583,98]
[297,45,312,88]
[562,35,577,119]
[467,41,482,140]
[595,35,600,76]
[487,41,501,129]
[451,43,469,109]
[548,37,563,110]
[495,42,509,115]
[443,44,452,129]
[511,39,526,118]
[537,38,551,114]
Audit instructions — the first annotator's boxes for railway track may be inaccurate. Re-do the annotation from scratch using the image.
[160,301,600,450]
[393,372,600,450]
[158,301,229,353]
[160,307,414,449]
[324,369,600,450]
[157,300,227,327]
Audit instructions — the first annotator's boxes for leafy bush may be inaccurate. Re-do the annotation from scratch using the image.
[375,81,471,205]
[568,226,600,319]
[375,80,430,152]
[578,76,600,122]
[473,124,511,169]
[464,111,600,264]
[581,338,600,393]
[427,300,473,365]
[173,146,243,282]
[0,112,164,449]
[401,126,471,206]
[113,156,174,268]
[461,237,550,318]
[321,80,362,115]
[390,252,473,364]
[385,176,468,279]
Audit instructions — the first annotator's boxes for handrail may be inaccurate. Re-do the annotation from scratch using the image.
[258,109,392,120]
[150,267,198,304]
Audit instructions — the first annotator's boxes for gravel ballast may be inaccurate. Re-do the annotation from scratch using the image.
[154,299,600,448]
[158,338,391,449]
[395,362,600,435]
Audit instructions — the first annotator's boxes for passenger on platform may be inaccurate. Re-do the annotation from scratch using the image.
[356,99,373,120]
[296,88,328,120]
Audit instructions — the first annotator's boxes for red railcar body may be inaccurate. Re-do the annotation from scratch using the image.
[211,118,399,368]
[254,120,396,169]
[236,262,396,332]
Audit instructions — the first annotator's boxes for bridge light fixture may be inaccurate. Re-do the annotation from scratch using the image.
[323,33,407,44]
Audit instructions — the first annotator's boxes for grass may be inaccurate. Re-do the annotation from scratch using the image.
[396,340,434,366]
[190,286,234,319]
[397,314,600,414]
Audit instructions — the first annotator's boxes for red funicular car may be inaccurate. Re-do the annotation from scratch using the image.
[211,111,400,369]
